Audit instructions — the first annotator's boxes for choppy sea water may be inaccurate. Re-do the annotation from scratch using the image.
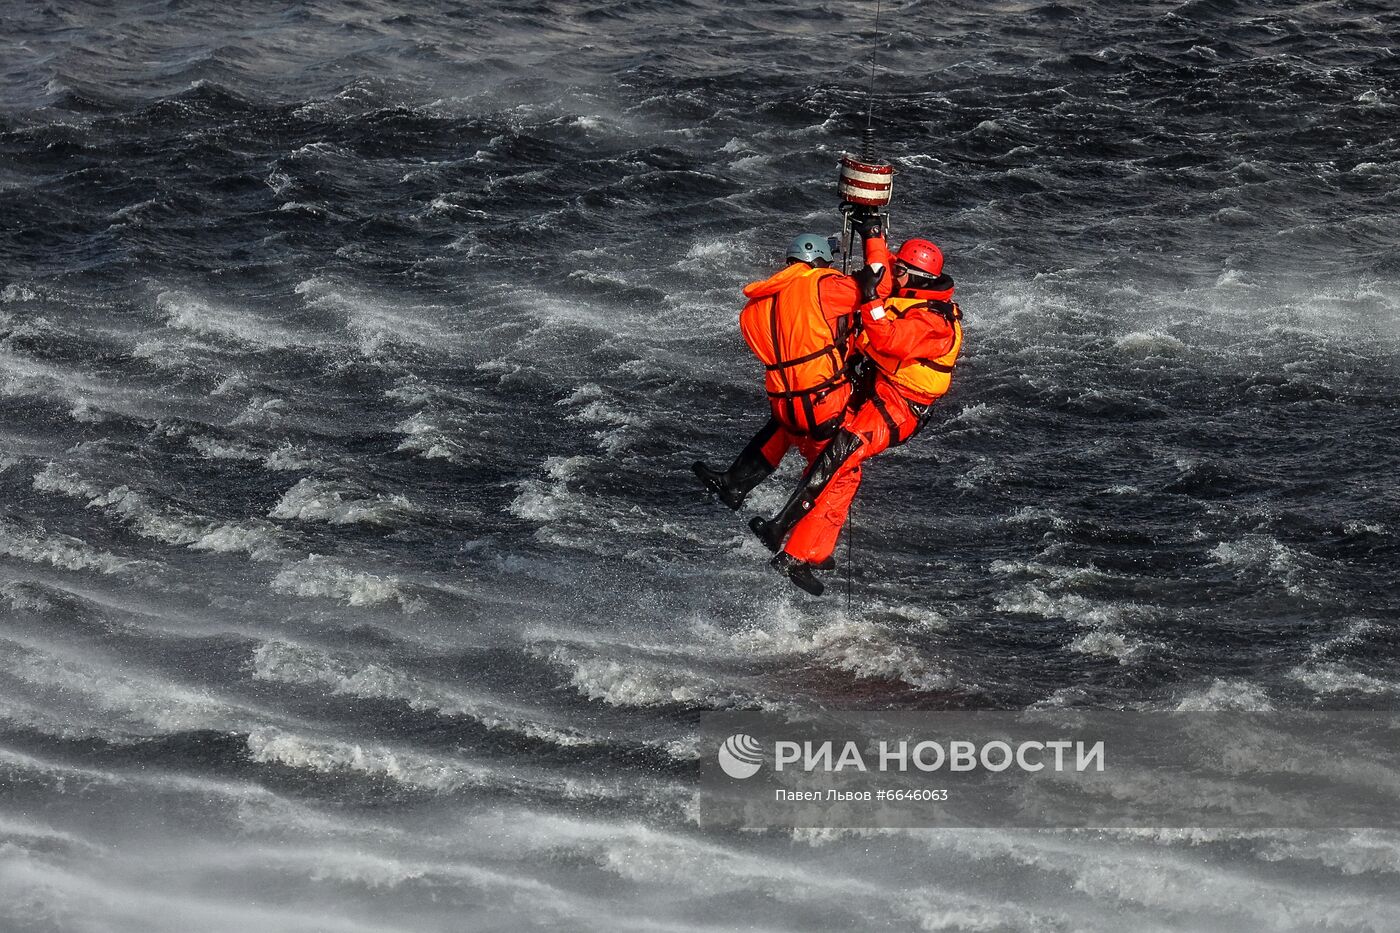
[1,0,1399,929]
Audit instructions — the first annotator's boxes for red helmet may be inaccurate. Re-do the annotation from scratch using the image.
[896,239,944,278]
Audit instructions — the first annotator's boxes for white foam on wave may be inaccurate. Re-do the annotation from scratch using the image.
[1213,207,1255,227]
[0,347,150,424]
[1290,663,1397,697]
[0,814,103,855]
[279,201,331,216]
[1002,505,1069,530]
[1174,678,1274,711]
[556,653,728,708]
[494,809,1067,932]
[270,555,417,609]
[996,584,1133,628]
[720,602,957,691]
[190,430,318,473]
[32,463,283,561]
[904,826,1400,930]
[295,277,453,358]
[156,290,306,349]
[565,397,646,455]
[250,640,597,748]
[1350,161,1395,175]
[684,239,729,262]
[210,372,248,396]
[246,727,474,793]
[188,436,261,461]
[1308,618,1378,658]
[1115,330,1186,355]
[249,711,627,805]
[263,443,317,471]
[129,333,197,372]
[508,455,593,522]
[864,598,949,634]
[0,848,407,933]
[953,456,1003,491]
[590,820,878,902]
[383,378,470,462]
[384,376,436,407]
[1066,629,1138,661]
[566,268,640,292]
[898,889,1059,932]
[0,524,145,576]
[68,400,107,423]
[1070,839,1391,927]
[988,557,1118,590]
[269,477,416,526]
[189,524,283,560]
[996,584,1149,663]
[230,396,288,427]
[0,581,53,612]
[944,401,996,428]
[558,383,604,406]
[1258,830,1400,877]
[1,738,418,858]
[0,638,239,737]
[252,845,572,906]
[537,642,753,710]
[1208,534,1304,592]
[0,745,119,792]
[393,412,460,461]
[1288,617,1389,695]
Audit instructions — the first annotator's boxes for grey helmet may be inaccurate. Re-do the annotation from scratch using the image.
[785,232,836,264]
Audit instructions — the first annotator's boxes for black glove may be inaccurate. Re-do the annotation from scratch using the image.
[853,263,886,303]
[851,209,884,241]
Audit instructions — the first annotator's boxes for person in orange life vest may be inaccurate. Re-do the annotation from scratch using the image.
[692,220,892,515]
[749,236,964,596]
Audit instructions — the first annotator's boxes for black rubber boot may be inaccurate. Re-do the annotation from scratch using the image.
[749,515,784,553]
[751,427,864,548]
[692,461,747,511]
[749,479,821,553]
[771,552,824,597]
[692,422,780,511]
[812,554,837,571]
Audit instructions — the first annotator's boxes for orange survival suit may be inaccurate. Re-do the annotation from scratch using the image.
[761,272,963,566]
[693,235,891,510]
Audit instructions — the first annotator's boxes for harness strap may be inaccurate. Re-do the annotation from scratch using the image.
[894,299,958,321]
[766,369,849,400]
[768,428,865,538]
[800,392,817,435]
[763,342,841,371]
[767,294,789,395]
[871,393,901,438]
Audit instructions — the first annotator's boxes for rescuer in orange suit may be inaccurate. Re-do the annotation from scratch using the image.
[749,237,964,595]
[692,221,891,518]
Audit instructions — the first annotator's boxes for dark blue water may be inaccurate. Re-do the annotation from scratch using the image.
[2,1,1399,930]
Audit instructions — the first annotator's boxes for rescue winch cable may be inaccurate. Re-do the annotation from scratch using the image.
[842,0,888,613]
[842,466,855,612]
[863,0,883,158]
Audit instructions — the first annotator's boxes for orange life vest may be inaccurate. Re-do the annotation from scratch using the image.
[739,264,851,434]
[859,295,963,401]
